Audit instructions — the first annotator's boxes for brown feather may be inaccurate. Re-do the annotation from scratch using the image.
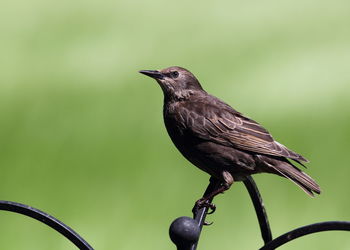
[179,97,308,163]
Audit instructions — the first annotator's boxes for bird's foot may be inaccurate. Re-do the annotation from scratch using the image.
[192,198,217,218]
[206,202,216,214]
[192,199,216,226]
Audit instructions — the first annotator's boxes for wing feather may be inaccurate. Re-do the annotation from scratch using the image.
[180,97,308,163]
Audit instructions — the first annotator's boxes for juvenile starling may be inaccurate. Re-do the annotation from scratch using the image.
[139,66,320,205]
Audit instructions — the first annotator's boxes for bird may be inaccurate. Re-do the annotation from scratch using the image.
[139,66,320,207]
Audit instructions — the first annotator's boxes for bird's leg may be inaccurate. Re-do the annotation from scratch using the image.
[195,183,230,208]
[193,171,234,214]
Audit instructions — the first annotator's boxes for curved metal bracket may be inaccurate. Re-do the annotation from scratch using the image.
[243,176,272,244]
[0,200,93,250]
[260,221,350,250]
[169,177,350,249]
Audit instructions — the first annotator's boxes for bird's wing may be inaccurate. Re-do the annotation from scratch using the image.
[181,99,308,163]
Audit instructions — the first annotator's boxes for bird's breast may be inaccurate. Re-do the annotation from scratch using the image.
[163,102,193,150]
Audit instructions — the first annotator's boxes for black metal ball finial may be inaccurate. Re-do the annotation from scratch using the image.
[169,216,200,247]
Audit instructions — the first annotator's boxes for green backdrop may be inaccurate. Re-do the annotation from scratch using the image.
[1,0,350,249]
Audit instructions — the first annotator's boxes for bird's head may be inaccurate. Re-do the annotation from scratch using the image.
[139,66,204,100]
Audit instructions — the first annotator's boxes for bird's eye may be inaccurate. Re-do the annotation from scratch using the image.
[170,71,179,78]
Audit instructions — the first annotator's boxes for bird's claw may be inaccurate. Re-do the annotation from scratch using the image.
[192,200,216,226]
[207,203,216,214]
[192,198,217,217]
[204,221,214,226]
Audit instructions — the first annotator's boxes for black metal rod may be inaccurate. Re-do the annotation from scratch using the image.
[0,200,93,250]
[191,177,221,250]
[243,176,272,244]
[260,221,350,250]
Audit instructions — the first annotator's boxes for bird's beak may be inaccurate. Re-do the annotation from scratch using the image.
[139,70,164,79]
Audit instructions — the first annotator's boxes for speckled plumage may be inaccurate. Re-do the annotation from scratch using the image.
[140,66,320,197]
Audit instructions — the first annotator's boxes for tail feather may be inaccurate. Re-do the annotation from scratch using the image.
[269,162,321,197]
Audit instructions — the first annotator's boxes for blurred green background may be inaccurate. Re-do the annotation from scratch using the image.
[1,0,350,249]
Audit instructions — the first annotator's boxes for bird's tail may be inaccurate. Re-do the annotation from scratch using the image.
[270,162,321,197]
